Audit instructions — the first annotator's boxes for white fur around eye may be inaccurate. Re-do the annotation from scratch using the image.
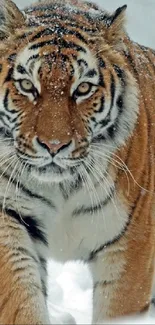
[14,79,36,103]
[73,84,97,104]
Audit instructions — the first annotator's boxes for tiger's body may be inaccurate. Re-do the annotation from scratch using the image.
[0,0,155,323]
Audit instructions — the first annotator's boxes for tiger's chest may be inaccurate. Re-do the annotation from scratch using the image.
[34,183,129,262]
[0,178,129,263]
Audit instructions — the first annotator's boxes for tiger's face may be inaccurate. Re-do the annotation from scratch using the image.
[0,1,138,183]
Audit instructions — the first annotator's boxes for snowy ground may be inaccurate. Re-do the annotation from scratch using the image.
[13,0,155,323]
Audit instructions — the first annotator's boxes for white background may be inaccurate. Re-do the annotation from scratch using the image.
[13,0,155,324]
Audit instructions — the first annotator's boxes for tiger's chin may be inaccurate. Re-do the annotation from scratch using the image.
[31,163,74,183]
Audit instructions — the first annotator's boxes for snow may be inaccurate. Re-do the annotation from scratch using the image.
[47,261,93,324]
[13,0,155,324]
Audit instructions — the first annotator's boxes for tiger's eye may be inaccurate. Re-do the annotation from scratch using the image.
[20,79,34,92]
[77,82,91,95]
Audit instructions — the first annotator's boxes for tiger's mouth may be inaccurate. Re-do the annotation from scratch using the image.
[30,159,79,183]
[17,149,83,169]
[36,161,68,174]
[16,150,83,182]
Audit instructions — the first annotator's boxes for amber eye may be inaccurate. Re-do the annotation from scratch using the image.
[75,82,92,97]
[19,79,34,93]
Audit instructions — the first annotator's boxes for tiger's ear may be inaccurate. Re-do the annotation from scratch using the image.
[104,5,127,48]
[0,0,26,39]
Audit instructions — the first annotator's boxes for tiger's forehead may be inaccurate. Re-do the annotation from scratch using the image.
[14,40,99,88]
[15,37,97,68]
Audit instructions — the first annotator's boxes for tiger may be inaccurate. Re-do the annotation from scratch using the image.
[0,0,155,323]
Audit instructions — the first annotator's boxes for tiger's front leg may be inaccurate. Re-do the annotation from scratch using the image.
[89,239,154,323]
[0,213,50,324]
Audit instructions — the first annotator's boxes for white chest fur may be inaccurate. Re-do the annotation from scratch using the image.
[45,182,129,263]
[0,174,129,263]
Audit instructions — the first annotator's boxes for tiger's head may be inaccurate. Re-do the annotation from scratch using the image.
[0,0,139,183]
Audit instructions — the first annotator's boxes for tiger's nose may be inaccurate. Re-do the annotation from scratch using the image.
[37,138,71,154]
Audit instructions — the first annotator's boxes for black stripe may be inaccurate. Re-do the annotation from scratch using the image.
[26,54,39,65]
[30,26,88,44]
[71,174,83,192]
[71,173,83,191]
[99,117,111,128]
[16,65,28,75]
[0,111,12,124]
[113,64,125,86]
[107,124,117,139]
[98,78,117,129]
[92,133,107,142]
[123,50,138,76]
[117,95,123,113]
[98,57,106,68]
[59,183,69,200]
[29,39,57,50]
[88,173,145,262]
[99,71,105,87]
[3,89,9,111]
[72,188,114,217]
[4,67,14,83]
[85,69,97,78]
[30,28,53,41]
[100,69,125,139]
[0,169,56,209]
[20,184,56,210]
[69,64,75,79]
[6,208,48,246]
[3,89,18,115]
[87,214,131,262]
[7,53,17,63]
[78,59,88,68]
[0,127,12,139]
[91,116,97,125]
[30,38,86,53]
[59,173,83,199]
[110,73,115,109]
[60,21,97,34]
[98,96,105,113]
